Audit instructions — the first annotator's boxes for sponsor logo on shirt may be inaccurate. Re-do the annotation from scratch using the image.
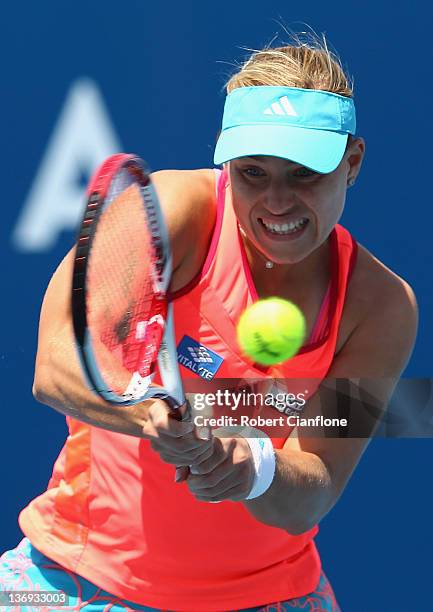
[177,335,224,381]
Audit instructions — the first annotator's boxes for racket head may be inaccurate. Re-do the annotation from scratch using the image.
[72,154,174,405]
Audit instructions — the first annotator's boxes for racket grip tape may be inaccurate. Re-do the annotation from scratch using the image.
[161,396,191,422]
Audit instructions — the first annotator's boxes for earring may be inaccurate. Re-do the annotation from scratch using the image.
[348,178,355,187]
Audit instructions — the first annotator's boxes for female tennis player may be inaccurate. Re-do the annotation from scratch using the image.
[1,36,417,611]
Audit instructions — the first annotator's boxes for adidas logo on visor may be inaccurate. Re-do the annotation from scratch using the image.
[263,95,298,117]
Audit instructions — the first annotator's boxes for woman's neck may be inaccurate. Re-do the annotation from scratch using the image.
[241,231,331,299]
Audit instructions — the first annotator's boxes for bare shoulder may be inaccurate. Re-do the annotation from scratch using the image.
[350,242,418,320]
[151,168,215,207]
[151,169,217,283]
[338,241,418,375]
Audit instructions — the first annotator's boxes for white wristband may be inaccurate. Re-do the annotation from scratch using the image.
[239,427,276,500]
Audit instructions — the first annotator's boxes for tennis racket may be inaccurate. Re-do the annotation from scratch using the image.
[72,153,189,419]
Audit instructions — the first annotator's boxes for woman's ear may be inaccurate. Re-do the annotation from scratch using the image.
[346,136,365,184]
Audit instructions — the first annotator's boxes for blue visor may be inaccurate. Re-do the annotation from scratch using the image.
[214,86,356,173]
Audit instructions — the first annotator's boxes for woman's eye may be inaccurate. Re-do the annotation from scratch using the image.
[294,167,317,178]
[241,167,265,178]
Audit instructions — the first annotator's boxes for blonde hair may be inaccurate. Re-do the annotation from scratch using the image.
[226,33,353,98]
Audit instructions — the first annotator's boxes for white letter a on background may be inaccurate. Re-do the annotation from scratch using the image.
[12,78,122,252]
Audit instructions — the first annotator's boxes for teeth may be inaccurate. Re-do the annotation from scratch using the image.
[262,218,307,234]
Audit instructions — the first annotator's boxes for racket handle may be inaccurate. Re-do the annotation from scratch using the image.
[175,465,189,483]
[155,394,191,422]
[150,395,194,481]
[171,400,191,481]
[167,399,192,482]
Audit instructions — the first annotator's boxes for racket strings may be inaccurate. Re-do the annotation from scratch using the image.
[87,177,167,394]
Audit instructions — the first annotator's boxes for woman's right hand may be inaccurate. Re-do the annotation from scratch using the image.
[141,399,214,480]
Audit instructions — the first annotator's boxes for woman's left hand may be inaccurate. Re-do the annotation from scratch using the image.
[184,436,255,502]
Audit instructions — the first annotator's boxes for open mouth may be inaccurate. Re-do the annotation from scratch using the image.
[258,217,309,237]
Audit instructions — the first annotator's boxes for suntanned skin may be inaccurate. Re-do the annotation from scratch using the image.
[33,139,418,535]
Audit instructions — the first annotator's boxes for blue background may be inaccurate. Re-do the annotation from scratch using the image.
[1,2,432,610]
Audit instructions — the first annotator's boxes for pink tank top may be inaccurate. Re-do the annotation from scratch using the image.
[19,169,358,610]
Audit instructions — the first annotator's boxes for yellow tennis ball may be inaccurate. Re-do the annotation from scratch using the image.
[236,298,306,365]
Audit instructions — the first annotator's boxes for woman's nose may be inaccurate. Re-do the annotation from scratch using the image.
[265,182,299,215]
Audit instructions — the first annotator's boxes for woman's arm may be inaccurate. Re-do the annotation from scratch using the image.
[243,275,418,533]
